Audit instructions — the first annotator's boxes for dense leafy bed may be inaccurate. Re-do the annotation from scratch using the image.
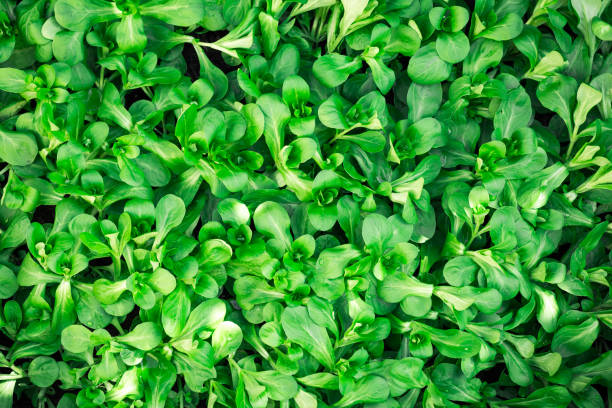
[0,0,611,407]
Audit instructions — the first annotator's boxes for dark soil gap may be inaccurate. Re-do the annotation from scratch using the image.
[32,205,55,225]
[182,30,235,82]
[125,88,151,107]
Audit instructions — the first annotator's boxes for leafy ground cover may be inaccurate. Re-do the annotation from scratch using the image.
[0,0,611,407]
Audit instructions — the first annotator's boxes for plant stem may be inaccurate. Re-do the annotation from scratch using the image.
[197,42,238,59]
[566,136,576,161]
[111,318,125,335]
[98,66,105,89]
[329,123,360,144]
[143,86,153,99]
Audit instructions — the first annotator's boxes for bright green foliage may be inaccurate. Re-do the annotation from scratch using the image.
[0,0,611,407]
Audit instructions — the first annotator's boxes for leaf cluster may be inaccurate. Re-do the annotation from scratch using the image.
[0,0,611,407]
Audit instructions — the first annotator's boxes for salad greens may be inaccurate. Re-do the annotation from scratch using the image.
[0,0,611,407]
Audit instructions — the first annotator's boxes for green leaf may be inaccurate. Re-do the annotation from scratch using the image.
[251,370,299,401]
[28,357,59,388]
[493,87,532,140]
[570,221,608,275]
[408,44,451,84]
[463,39,503,75]
[378,272,433,303]
[154,194,186,247]
[431,363,481,403]
[500,341,534,386]
[139,0,205,26]
[93,279,128,305]
[385,24,421,56]
[298,372,339,390]
[116,322,162,351]
[52,280,76,333]
[592,17,612,41]
[332,375,389,407]
[253,201,292,251]
[330,0,368,50]
[218,198,250,227]
[530,352,562,376]
[0,68,28,93]
[570,0,601,54]
[491,386,571,407]
[412,323,481,358]
[234,276,285,310]
[52,31,85,65]
[211,321,242,361]
[176,298,226,342]
[383,358,428,396]
[98,83,133,131]
[536,75,578,136]
[76,291,112,329]
[319,94,350,129]
[143,362,177,407]
[431,6,470,32]
[534,286,559,333]
[573,83,602,132]
[313,54,362,88]
[551,317,599,357]
[434,286,502,313]
[0,265,18,299]
[17,254,63,286]
[436,31,470,64]
[0,127,37,166]
[517,163,569,209]
[337,131,386,153]
[0,381,15,408]
[477,13,523,41]
[61,325,91,353]
[174,343,215,392]
[282,75,310,108]
[408,85,442,125]
[258,12,280,57]
[116,14,147,53]
[281,306,335,370]
[514,26,541,69]
[569,351,612,392]
[524,51,567,81]
[362,213,393,254]
[363,56,395,94]
[54,0,121,31]
[257,93,290,160]
[443,256,478,286]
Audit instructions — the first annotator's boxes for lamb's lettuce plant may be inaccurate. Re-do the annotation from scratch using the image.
[0,0,611,407]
